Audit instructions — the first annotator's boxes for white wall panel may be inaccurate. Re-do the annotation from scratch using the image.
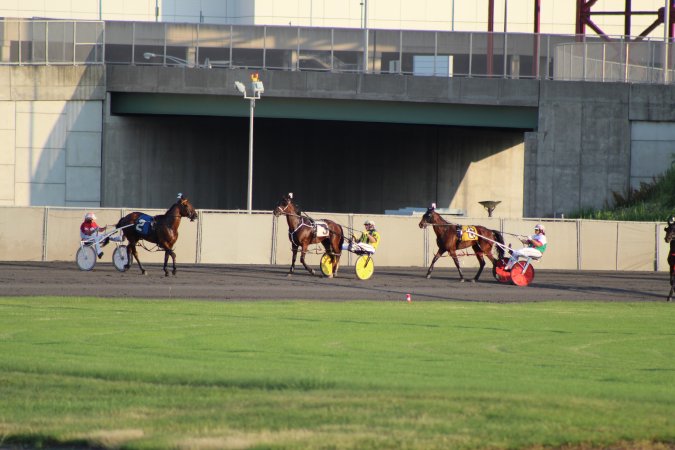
[66,132,102,167]
[0,101,15,129]
[14,147,66,184]
[14,182,66,206]
[67,101,102,132]
[0,130,15,165]
[16,109,67,149]
[0,165,14,200]
[66,166,101,202]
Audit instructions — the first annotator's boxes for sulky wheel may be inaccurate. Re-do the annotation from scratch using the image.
[354,255,374,280]
[76,246,96,271]
[492,258,511,283]
[112,245,130,272]
[320,253,333,277]
[510,261,535,286]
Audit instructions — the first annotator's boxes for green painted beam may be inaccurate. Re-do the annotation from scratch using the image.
[111,92,538,129]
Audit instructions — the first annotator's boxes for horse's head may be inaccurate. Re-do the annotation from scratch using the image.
[665,216,675,243]
[273,192,295,217]
[177,194,198,221]
[418,203,437,229]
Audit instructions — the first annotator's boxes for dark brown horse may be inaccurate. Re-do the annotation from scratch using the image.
[418,204,505,282]
[116,193,197,276]
[664,216,675,301]
[273,193,344,277]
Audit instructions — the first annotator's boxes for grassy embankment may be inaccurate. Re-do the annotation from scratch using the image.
[1,297,674,449]
[570,166,675,221]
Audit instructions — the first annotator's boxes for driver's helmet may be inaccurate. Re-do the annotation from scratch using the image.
[84,212,96,221]
[668,216,675,225]
[364,220,375,228]
[534,223,545,234]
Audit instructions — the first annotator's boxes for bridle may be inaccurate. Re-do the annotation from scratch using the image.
[275,200,325,246]
[275,201,292,216]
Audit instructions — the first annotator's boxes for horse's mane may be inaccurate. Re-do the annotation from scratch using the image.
[288,198,309,220]
[430,210,455,227]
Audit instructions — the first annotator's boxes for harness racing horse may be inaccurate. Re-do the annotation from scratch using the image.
[664,216,675,301]
[273,193,344,277]
[418,204,505,282]
[116,193,198,276]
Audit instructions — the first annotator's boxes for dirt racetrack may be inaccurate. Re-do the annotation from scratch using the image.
[0,261,670,302]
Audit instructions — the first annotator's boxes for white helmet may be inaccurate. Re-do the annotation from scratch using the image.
[84,212,96,221]
[364,220,375,227]
[534,223,545,233]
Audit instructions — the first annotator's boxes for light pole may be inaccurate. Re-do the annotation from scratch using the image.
[234,73,264,213]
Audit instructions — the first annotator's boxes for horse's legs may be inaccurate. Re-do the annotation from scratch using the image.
[332,254,341,277]
[668,266,674,302]
[131,245,146,275]
[425,250,445,279]
[170,250,177,276]
[161,249,177,277]
[124,243,134,270]
[449,251,466,282]
[299,244,316,276]
[473,251,486,282]
[288,244,299,276]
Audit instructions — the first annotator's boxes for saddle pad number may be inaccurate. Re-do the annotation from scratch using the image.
[315,221,330,238]
[460,226,478,242]
[134,213,154,237]
[136,219,147,233]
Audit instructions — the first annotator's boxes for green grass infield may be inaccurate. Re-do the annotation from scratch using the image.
[1,297,674,449]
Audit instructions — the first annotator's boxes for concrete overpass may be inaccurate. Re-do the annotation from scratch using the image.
[1,63,674,217]
[101,64,674,217]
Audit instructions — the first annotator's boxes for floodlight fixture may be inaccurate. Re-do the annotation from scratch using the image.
[234,73,264,213]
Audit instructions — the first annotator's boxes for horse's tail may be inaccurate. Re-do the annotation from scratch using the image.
[492,229,505,259]
[337,225,345,253]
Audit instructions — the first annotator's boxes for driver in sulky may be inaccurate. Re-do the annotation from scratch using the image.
[506,223,547,269]
[346,220,381,254]
[80,212,121,259]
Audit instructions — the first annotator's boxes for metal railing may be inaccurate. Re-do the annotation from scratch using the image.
[0,19,673,84]
[0,19,105,65]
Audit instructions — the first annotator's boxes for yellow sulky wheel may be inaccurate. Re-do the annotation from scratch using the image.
[320,253,333,277]
[354,255,374,280]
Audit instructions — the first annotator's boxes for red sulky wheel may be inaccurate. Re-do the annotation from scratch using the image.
[510,261,535,286]
[492,258,512,283]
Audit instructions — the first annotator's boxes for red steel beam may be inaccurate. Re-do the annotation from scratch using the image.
[577,0,674,41]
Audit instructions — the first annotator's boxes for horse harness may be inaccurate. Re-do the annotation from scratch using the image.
[279,209,331,247]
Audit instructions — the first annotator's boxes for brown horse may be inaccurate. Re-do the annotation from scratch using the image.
[273,193,344,277]
[664,216,675,301]
[418,204,505,282]
[116,193,197,276]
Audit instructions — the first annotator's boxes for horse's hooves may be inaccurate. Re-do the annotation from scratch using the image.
[426,274,431,279]
[326,274,334,279]
[459,279,465,283]
[164,272,169,277]
[286,273,293,278]
[141,271,147,276]
[172,270,177,276]
[471,279,477,283]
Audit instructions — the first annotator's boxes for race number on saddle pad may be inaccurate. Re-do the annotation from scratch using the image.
[133,213,155,237]
[460,225,478,242]
[314,221,330,238]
